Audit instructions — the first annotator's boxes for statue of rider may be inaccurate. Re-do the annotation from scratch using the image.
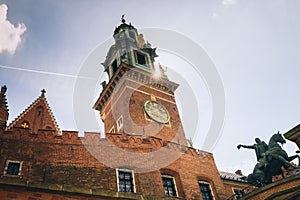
[237,138,268,162]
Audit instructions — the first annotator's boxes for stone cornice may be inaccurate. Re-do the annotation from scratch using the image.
[93,63,179,113]
[284,123,300,142]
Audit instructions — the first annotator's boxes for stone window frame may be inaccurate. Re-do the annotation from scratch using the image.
[116,168,136,193]
[134,50,150,69]
[117,115,123,131]
[3,160,23,176]
[199,180,215,200]
[161,174,178,197]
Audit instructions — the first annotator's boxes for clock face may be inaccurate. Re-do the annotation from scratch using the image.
[143,100,170,124]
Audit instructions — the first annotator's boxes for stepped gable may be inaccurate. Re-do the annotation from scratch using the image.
[6,89,60,134]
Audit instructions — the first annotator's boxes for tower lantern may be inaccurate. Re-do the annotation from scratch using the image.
[102,16,158,80]
[94,19,185,144]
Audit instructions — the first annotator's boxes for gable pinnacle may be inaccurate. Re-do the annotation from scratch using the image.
[41,89,46,98]
[1,85,7,95]
[0,85,9,112]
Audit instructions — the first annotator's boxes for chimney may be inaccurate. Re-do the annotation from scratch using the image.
[235,169,243,176]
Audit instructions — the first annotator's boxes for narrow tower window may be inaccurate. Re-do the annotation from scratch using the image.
[129,30,136,39]
[117,116,123,131]
[109,126,115,134]
[112,59,118,74]
[135,51,147,66]
[36,106,44,117]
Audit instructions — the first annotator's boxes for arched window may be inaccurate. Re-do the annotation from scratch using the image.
[128,30,136,39]
[36,106,44,116]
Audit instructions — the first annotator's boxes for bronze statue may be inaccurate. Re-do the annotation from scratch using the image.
[237,138,268,161]
[238,132,300,187]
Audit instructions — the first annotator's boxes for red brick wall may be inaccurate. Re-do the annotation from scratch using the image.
[0,128,227,199]
[0,64,228,199]
[0,108,8,122]
[222,179,250,199]
[102,77,186,145]
[243,173,300,200]
[0,186,110,200]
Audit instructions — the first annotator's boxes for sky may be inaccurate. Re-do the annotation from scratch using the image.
[0,0,300,175]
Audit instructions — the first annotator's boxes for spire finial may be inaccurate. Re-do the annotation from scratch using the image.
[121,14,126,23]
[41,89,46,97]
[1,85,7,95]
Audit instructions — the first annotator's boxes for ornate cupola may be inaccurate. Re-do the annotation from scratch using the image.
[102,15,158,79]
[93,17,185,144]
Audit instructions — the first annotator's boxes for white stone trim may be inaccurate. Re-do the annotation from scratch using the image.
[162,174,178,197]
[116,168,136,193]
[109,125,115,133]
[3,160,23,176]
[117,115,123,131]
[199,180,215,200]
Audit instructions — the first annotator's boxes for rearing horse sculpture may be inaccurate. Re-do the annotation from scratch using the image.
[246,132,300,187]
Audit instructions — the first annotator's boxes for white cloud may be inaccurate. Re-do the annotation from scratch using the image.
[0,4,26,55]
[222,0,237,5]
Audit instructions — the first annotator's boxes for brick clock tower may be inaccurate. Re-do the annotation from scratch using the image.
[0,18,235,200]
[93,18,186,147]
[90,19,229,199]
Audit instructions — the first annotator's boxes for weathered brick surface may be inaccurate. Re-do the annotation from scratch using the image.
[0,185,114,200]
[0,64,233,199]
[0,126,230,199]
[5,95,59,134]
[221,179,250,199]
[0,108,8,122]
[242,173,300,200]
[102,72,186,145]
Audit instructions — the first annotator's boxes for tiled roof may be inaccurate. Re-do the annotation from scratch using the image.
[219,171,247,182]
